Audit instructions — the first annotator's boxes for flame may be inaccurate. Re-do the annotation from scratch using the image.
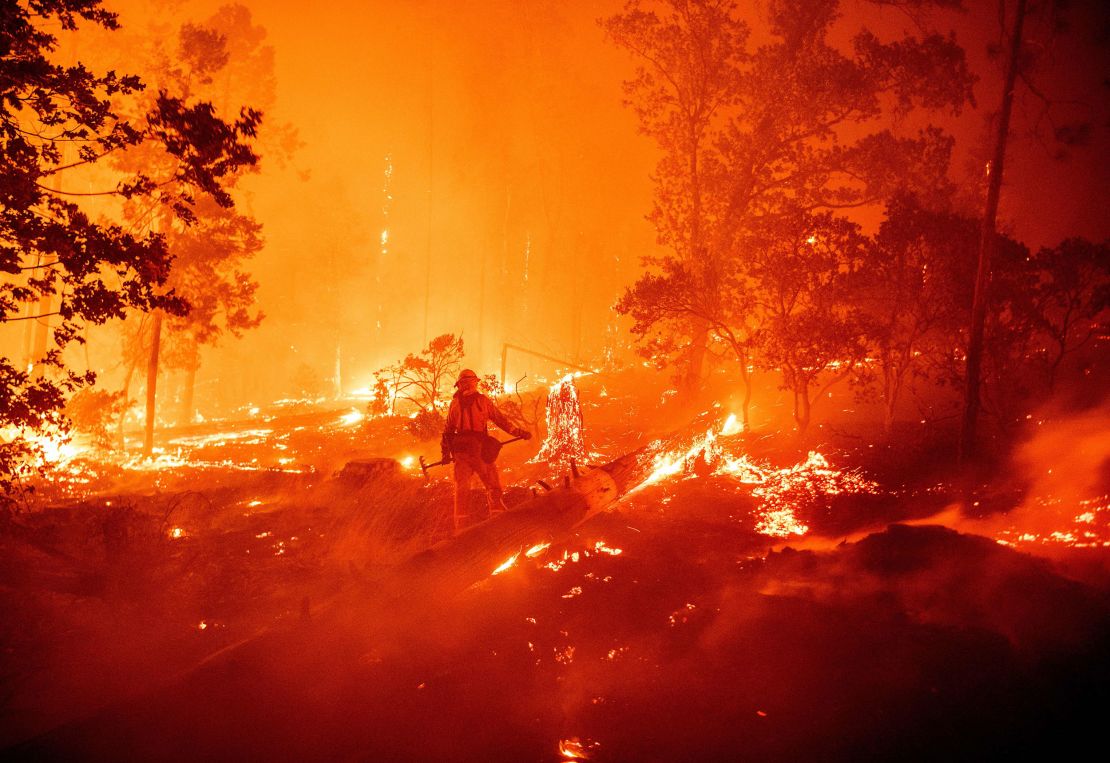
[629,415,878,539]
[592,541,622,556]
[492,552,520,575]
[168,428,274,447]
[754,508,809,537]
[2,424,83,465]
[993,493,1110,550]
[338,409,365,427]
[632,428,721,491]
[525,542,551,558]
[541,540,621,572]
[558,738,596,760]
[169,526,186,539]
[720,413,743,436]
[533,374,589,470]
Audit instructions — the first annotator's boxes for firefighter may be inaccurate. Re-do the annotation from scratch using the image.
[441,369,531,533]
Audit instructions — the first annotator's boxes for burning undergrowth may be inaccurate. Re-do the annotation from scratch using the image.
[4,373,1110,759]
[983,402,1110,554]
[19,512,1105,762]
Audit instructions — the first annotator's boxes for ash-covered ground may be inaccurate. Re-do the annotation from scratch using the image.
[2,369,1108,761]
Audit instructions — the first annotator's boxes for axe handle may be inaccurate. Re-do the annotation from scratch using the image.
[420,456,448,481]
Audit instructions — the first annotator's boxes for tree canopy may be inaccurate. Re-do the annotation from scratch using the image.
[0,0,260,491]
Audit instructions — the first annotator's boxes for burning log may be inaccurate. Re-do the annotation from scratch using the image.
[380,449,648,602]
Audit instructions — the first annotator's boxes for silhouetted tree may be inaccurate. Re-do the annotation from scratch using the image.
[107,14,263,456]
[856,194,976,431]
[162,197,264,425]
[607,0,973,400]
[961,0,1028,462]
[1025,239,1110,390]
[0,1,253,490]
[373,334,466,415]
[603,0,746,393]
[748,210,869,434]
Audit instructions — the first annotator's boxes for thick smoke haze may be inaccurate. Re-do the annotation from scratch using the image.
[2,0,1107,419]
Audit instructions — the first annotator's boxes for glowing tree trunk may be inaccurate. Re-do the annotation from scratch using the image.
[533,375,587,470]
[118,358,136,449]
[181,360,198,426]
[142,309,163,459]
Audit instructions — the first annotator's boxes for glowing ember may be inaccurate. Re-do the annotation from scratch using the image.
[400,455,415,469]
[525,542,551,558]
[167,428,273,447]
[668,602,697,626]
[558,737,598,760]
[541,540,622,572]
[592,541,622,556]
[994,493,1110,549]
[338,409,365,427]
[533,375,588,470]
[754,509,809,538]
[492,552,520,576]
[169,527,186,539]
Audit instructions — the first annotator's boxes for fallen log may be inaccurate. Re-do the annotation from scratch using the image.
[379,449,649,602]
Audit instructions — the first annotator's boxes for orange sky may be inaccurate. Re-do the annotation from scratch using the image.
[5,0,1108,414]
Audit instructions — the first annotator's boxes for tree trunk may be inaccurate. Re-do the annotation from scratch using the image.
[960,0,1027,464]
[794,381,811,435]
[142,310,163,460]
[334,343,343,399]
[20,256,41,373]
[30,291,51,379]
[683,321,709,394]
[883,392,897,435]
[882,355,896,434]
[181,361,198,427]
[741,364,750,430]
[740,355,752,430]
[118,359,137,450]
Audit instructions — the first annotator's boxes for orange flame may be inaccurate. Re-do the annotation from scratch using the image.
[491,552,520,576]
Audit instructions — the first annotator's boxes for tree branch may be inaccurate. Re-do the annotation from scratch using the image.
[4,311,62,322]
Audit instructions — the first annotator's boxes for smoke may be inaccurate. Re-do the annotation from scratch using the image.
[1008,402,1110,530]
[927,401,1110,558]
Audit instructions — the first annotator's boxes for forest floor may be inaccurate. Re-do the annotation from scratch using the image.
[2,368,1108,761]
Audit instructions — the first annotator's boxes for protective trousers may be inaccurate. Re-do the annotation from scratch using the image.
[453,450,506,532]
